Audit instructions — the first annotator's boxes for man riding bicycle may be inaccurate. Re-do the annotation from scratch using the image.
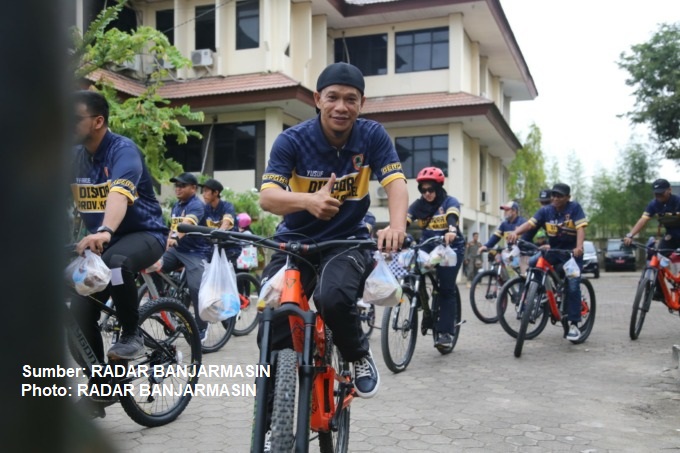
[507,182,588,341]
[70,90,168,363]
[258,62,408,399]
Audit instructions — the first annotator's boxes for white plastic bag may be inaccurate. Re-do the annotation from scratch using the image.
[236,245,258,270]
[66,249,112,296]
[198,246,240,322]
[439,245,458,267]
[428,245,445,267]
[257,265,286,310]
[363,251,403,307]
[563,257,581,278]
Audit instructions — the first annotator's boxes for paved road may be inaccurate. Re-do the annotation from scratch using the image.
[92,271,680,452]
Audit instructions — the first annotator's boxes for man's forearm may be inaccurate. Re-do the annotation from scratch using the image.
[384,179,408,231]
[101,191,128,231]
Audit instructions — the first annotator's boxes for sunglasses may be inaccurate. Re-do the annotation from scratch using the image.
[174,183,188,188]
[419,187,436,194]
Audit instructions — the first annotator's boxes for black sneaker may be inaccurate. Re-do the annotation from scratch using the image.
[107,330,144,360]
[353,350,380,398]
[434,333,454,350]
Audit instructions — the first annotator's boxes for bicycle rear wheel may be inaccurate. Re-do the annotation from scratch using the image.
[201,316,236,353]
[469,270,500,323]
[318,338,351,453]
[233,273,262,336]
[118,297,202,427]
[515,281,540,358]
[497,277,549,340]
[270,348,298,451]
[380,287,418,373]
[630,273,654,340]
[569,278,596,344]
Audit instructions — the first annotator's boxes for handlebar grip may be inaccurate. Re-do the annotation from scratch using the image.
[177,224,216,235]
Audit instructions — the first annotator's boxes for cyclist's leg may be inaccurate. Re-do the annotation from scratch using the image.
[169,248,209,333]
[434,257,462,336]
[102,232,164,334]
[313,248,373,362]
[565,256,583,324]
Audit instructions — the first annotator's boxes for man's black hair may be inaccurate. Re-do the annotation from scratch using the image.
[74,90,109,124]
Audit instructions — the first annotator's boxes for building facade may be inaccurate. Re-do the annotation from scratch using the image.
[75,0,537,242]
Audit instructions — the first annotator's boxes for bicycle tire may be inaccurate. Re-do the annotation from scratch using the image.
[380,287,418,373]
[358,303,376,341]
[118,297,202,427]
[630,273,655,340]
[570,278,596,344]
[515,281,540,358]
[318,337,351,453]
[431,286,461,355]
[201,316,236,353]
[233,273,262,336]
[270,348,298,451]
[497,277,549,340]
[469,270,501,323]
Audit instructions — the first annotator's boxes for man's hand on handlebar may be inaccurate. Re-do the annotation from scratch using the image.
[377,227,405,253]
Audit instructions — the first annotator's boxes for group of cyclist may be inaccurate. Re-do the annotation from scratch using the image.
[70,62,678,438]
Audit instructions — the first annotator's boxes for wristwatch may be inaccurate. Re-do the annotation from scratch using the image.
[625,233,633,239]
[97,225,114,236]
[448,226,456,233]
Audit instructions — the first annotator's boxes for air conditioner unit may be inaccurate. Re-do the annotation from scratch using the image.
[159,58,174,69]
[376,186,388,200]
[119,54,142,72]
[191,49,213,67]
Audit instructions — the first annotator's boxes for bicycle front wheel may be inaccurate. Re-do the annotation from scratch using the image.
[118,297,202,427]
[358,302,376,341]
[270,348,298,451]
[470,270,501,323]
[201,316,236,353]
[515,281,540,358]
[233,273,262,336]
[380,287,418,373]
[630,273,654,340]
[497,277,549,340]
[570,278,596,344]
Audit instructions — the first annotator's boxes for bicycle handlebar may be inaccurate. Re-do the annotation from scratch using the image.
[627,240,680,255]
[177,224,377,255]
[516,239,574,256]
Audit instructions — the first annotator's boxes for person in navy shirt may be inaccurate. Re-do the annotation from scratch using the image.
[508,182,588,341]
[199,178,240,263]
[624,178,680,253]
[407,166,464,351]
[259,62,408,399]
[71,90,168,364]
[478,201,532,274]
[161,172,211,340]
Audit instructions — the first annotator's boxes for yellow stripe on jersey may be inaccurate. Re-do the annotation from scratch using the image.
[170,216,198,231]
[206,219,222,228]
[381,172,407,187]
[289,167,372,202]
[71,181,110,213]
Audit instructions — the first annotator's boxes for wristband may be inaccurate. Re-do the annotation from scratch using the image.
[96,225,114,236]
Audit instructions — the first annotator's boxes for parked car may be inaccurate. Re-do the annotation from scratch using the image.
[582,240,599,278]
[604,239,636,272]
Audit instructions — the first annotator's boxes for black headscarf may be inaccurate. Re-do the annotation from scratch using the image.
[411,182,448,222]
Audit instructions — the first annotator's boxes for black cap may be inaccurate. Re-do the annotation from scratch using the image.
[316,62,365,95]
[538,188,551,202]
[199,178,224,193]
[551,182,571,196]
[652,178,670,194]
[170,172,198,186]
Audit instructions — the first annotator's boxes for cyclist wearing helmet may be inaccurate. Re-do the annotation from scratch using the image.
[408,166,464,351]
[259,62,408,400]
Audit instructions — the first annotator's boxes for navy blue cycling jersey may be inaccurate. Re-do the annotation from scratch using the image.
[643,194,680,239]
[529,202,588,250]
[71,130,168,246]
[407,196,465,254]
[261,116,405,242]
[170,195,211,255]
[205,199,240,255]
[484,215,532,248]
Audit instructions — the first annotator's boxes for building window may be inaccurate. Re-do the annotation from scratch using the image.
[334,34,387,76]
[156,9,174,45]
[195,5,215,52]
[214,122,262,171]
[237,0,259,50]
[395,135,448,179]
[395,27,448,73]
[165,126,203,173]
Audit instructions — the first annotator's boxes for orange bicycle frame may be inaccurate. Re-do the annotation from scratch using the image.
[651,255,680,309]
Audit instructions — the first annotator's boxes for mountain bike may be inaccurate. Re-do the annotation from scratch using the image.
[65,265,202,426]
[629,242,680,340]
[469,246,522,323]
[500,240,596,358]
[177,224,376,453]
[380,236,462,373]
